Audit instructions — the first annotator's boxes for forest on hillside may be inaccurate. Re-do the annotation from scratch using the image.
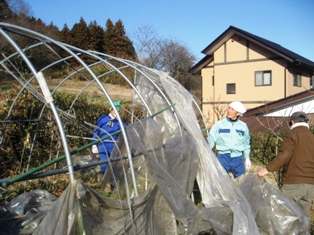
[0,0,201,93]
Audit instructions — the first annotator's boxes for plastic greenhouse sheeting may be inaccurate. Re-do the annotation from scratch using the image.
[1,68,310,235]
[0,23,311,235]
[235,173,310,234]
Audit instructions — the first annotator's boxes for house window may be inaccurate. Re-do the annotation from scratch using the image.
[226,83,236,94]
[293,72,301,87]
[255,71,271,86]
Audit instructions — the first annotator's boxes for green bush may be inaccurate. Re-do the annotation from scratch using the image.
[250,132,283,165]
[250,132,284,188]
[0,89,146,179]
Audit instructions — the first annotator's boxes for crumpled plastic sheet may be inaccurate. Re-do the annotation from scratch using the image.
[71,154,102,182]
[146,68,259,234]
[2,174,309,235]
[0,190,57,235]
[235,173,311,235]
[100,117,210,234]
[1,67,312,235]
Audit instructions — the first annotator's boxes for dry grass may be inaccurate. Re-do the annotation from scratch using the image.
[49,79,133,101]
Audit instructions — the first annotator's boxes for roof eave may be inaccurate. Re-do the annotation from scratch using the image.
[201,29,235,55]
[244,89,314,116]
[189,55,213,74]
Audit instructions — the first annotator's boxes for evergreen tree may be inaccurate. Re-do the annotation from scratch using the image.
[89,20,105,53]
[29,17,46,31]
[59,23,77,66]
[114,19,126,56]
[60,23,74,45]
[103,18,115,55]
[125,36,137,61]
[114,20,136,60]
[114,20,128,59]
[71,17,90,50]
[103,19,137,60]
[45,22,60,40]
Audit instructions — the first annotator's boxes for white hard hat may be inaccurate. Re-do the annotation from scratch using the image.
[229,101,246,114]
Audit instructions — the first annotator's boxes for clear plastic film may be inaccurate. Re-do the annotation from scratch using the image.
[0,23,311,235]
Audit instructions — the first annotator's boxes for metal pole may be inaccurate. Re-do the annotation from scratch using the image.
[1,104,175,188]
[0,27,76,183]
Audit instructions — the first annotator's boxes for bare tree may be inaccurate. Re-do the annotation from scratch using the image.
[160,38,198,90]
[132,25,199,92]
[161,39,195,75]
[132,24,164,67]
[5,0,32,17]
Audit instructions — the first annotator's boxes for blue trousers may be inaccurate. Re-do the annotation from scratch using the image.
[98,144,112,174]
[99,153,109,174]
[217,153,245,178]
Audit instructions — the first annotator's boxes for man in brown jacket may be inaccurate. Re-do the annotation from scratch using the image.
[257,111,314,216]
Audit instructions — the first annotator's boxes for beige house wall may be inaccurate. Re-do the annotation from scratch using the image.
[214,44,225,63]
[286,73,311,95]
[201,37,310,126]
[227,40,246,61]
[249,40,276,60]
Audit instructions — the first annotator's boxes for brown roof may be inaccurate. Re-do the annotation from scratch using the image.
[242,89,314,133]
[244,89,314,116]
[190,26,314,75]
[241,116,290,133]
[242,115,314,134]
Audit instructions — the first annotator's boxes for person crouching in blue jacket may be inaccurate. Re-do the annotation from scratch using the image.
[208,101,251,178]
[92,101,127,174]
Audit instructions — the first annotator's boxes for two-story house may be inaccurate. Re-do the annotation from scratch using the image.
[190,26,314,126]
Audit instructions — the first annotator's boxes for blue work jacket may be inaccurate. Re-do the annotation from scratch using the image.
[208,118,250,159]
[92,114,126,155]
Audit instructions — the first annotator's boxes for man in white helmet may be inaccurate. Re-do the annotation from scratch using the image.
[208,101,251,178]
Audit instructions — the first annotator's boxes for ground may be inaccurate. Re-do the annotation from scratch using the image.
[52,80,133,101]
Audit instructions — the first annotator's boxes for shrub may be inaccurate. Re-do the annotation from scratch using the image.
[250,132,284,188]
[250,132,283,165]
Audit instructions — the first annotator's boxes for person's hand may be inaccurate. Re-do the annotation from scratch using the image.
[92,145,98,154]
[257,167,269,177]
[245,158,251,169]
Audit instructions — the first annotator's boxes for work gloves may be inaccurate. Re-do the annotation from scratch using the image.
[92,145,98,154]
[245,158,251,169]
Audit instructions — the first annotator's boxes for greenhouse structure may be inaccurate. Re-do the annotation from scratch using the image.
[0,23,310,235]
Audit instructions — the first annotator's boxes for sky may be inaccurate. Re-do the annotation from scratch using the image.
[25,0,314,62]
